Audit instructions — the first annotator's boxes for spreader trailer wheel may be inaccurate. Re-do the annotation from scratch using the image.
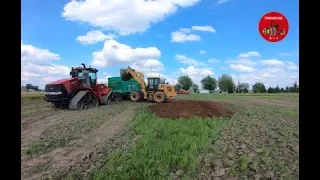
[130,92,141,102]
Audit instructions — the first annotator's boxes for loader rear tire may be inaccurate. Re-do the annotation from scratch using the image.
[130,92,141,102]
[153,91,166,103]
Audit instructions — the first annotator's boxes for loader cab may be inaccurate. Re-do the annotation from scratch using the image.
[70,66,98,86]
[147,77,160,90]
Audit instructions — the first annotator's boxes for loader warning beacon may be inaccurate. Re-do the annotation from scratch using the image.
[259,11,289,42]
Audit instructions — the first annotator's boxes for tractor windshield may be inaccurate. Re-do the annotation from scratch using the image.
[77,72,83,78]
[71,70,97,85]
[70,71,83,78]
[89,72,97,85]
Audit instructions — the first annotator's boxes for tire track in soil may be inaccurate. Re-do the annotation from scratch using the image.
[21,110,69,147]
[22,103,149,180]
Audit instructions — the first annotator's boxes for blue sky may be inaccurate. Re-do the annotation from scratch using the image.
[21,0,299,89]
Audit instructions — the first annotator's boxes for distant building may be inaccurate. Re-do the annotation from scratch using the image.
[21,86,28,92]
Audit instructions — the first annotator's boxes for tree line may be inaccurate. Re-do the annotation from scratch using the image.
[252,82,299,93]
[174,74,299,93]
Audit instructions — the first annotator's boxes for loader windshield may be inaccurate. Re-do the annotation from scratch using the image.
[147,78,160,90]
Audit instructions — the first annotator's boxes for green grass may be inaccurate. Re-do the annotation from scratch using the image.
[21,92,45,100]
[90,108,230,180]
[24,138,68,156]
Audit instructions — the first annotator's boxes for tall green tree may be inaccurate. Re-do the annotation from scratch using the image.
[200,75,217,93]
[240,83,249,91]
[192,84,199,93]
[285,86,289,92]
[287,82,299,93]
[174,84,182,91]
[218,74,235,93]
[268,87,274,93]
[237,83,249,93]
[274,85,280,93]
[252,82,267,93]
[177,76,193,90]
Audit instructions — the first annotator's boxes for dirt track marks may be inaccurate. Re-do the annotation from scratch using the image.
[21,101,148,180]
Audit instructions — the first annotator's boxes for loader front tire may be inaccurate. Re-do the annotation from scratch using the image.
[153,91,166,103]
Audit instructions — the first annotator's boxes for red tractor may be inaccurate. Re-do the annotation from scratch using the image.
[44,63,118,110]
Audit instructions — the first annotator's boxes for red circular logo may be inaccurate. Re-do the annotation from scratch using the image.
[259,12,289,42]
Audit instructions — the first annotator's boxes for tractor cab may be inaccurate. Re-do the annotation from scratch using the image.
[70,63,98,86]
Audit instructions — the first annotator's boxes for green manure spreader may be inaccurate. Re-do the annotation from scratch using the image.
[108,77,141,100]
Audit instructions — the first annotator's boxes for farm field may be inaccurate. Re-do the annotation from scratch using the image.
[21,92,299,180]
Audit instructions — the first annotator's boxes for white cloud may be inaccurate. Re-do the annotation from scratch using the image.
[229,64,255,72]
[92,40,161,67]
[208,58,220,63]
[180,28,192,33]
[179,66,214,86]
[21,41,60,65]
[267,67,285,73]
[62,0,201,35]
[286,61,299,70]
[192,26,216,33]
[225,51,298,88]
[199,50,206,54]
[91,40,165,86]
[171,25,216,43]
[180,66,214,76]
[23,63,70,76]
[131,59,164,72]
[260,59,285,66]
[77,30,116,45]
[238,51,260,58]
[145,72,177,85]
[21,72,41,81]
[175,54,206,66]
[171,30,200,43]
[231,68,299,88]
[98,74,112,84]
[226,59,256,66]
[21,42,70,88]
[278,51,299,56]
[217,0,232,5]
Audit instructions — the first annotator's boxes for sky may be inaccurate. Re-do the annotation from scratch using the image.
[21,0,299,90]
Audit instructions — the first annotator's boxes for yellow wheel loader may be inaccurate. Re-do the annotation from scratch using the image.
[120,66,177,103]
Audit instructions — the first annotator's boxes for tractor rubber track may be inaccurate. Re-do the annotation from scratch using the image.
[101,90,118,105]
[68,90,90,110]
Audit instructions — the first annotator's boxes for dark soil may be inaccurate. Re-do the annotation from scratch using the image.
[149,100,234,119]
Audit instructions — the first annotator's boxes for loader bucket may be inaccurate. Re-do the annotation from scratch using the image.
[120,68,132,81]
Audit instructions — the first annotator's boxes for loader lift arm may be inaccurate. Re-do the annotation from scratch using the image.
[120,66,148,99]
